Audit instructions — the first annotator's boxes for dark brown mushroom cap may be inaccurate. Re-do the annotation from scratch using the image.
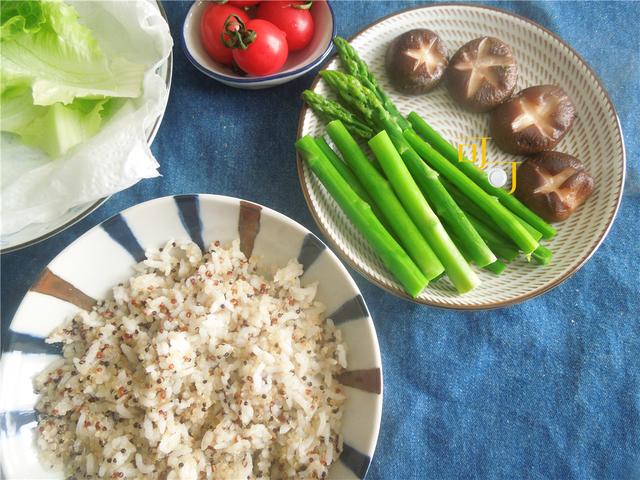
[445,36,518,112]
[385,29,448,95]
[515,151,594,222]
[489,85,576,155]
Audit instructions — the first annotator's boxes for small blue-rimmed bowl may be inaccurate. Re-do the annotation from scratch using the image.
[182,0,336,89]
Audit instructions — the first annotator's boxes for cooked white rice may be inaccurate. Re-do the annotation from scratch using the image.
[34,239,347,479]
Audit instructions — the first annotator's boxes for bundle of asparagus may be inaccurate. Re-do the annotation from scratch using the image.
[296,35,555,297]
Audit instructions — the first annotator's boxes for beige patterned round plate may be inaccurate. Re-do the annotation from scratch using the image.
[297,4,625,309]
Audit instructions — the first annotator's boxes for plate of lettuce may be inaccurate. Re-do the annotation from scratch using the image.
[0,0,173,252]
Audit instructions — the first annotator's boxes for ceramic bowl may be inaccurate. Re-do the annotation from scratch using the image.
[0,194,382,480]
[297,4,625,309]
[182,1,336,89]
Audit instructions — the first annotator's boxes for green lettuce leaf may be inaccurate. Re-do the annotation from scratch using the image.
[0,1,46,39]
[0,0,145,105]
[0,0,145,158]
[4,96,115,157]
[0,83,45,132]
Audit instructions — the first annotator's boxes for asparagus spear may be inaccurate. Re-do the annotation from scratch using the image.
[440,178,543,242]
[532,244,553,266]
[296,135,428,297]
[327,120,444,282]
[442,179,552,265]
[319,70,383,129]
[302,90,373,139]
[369,130,479,294]
[466,215,519,262]
[484,260,507,275]
[468,213,552,265]
[333,36,409,130]
[408,111,557,240]
[470,212,552,265]
[449,231,507,275]
[403,128,539,255]
[315,137,371,203]
[320,70,405,142]
[315,137,391,230]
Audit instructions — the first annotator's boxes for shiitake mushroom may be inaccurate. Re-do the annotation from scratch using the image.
[385,29,448,94]
[445,36,518,112]
[489,85,576,155]
[515,151,594,222]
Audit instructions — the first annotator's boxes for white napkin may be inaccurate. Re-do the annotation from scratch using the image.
[0,0,173,236]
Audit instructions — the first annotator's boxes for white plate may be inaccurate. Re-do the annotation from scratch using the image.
[297,4,625,309]
[0,1,174,254]
[0,194,382,480]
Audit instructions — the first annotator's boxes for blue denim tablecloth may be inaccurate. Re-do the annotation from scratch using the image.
[2,1,639,478]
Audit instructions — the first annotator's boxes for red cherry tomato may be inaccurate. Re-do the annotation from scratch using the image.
[229,0,261,6]
[225,17,288,76]
[256,1,314,52]
[200,4,249,65]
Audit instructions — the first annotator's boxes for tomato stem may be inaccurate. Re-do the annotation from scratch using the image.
[292,1,313,10]
[221,14,256,50]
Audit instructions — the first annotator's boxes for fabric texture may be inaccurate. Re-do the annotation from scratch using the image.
[2,2,639,479]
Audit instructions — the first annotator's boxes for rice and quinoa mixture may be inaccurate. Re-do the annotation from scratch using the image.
[34,239,347,479]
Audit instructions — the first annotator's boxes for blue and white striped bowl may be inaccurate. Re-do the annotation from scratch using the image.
[0,194,382,479]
